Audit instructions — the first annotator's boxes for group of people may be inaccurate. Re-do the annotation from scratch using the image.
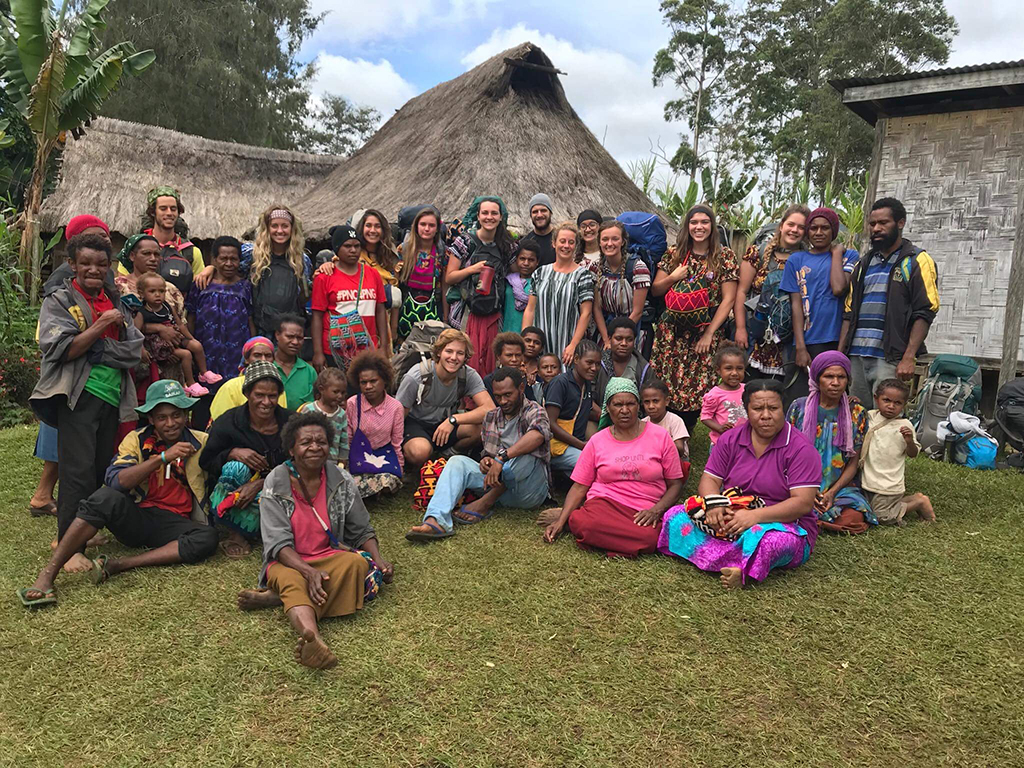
[17,186,938,670]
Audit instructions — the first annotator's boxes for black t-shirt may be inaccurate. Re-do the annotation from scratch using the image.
[520,230,556,267]
[544,371,593,440]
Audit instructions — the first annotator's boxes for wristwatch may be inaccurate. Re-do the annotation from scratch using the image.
[448,415,458,426]
[496,448,509,463]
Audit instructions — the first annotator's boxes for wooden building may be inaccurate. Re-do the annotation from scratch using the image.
[832,61,1024,374]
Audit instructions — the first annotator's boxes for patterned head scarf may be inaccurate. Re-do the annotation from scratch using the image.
[117,234,160,272]
[147,185,184,211]
[242,360,284,396]
[598,376,641,429]
[238,336,275,372]
[462,196,508,230]
[804,350,854,455]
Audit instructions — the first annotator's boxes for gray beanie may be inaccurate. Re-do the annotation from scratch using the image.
[528,193,553,215]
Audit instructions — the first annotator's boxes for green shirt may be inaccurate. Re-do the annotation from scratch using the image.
[276,357,317,410]
[83,364,121,407]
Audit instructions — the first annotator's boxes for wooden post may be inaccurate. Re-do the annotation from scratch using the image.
[863,118,886,245]
[998,181,1024,390]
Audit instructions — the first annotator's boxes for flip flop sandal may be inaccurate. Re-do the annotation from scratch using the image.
[405,520,455,543]
[453,505,495,526]
[90,555,111,586]
[17,586,57,608]
[219,539,251,560]
[29,501,57,517]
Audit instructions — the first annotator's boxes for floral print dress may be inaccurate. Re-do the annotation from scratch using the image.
[651,247,738,412]
[742,243,793,377]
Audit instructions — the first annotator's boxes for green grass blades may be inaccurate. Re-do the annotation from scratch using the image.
[0,422,1022,767]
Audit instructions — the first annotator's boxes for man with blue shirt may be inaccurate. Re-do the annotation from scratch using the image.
[839,197,939,405]
[780,207,859,403]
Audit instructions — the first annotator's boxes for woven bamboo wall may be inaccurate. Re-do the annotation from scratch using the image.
[877,107,1024,361]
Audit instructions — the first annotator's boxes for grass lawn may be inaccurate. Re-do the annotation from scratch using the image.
[0,421,1022,768]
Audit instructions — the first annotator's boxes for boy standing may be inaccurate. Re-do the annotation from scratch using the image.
[860,378,935,525]
[31,233,144,571]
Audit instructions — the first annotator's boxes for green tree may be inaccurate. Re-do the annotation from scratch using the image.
[653,0,735,182]
[732,0,957,196]
[305,94,380,157]
[1,0,154,302]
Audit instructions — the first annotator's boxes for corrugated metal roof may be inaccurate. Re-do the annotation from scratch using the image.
[830,60,1024,91]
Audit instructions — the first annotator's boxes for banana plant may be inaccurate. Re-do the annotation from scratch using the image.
[836,172,868,250]
[2,0,154,303]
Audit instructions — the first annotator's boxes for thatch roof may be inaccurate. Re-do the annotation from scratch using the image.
[295,42,661,238]
[40,117,344,240]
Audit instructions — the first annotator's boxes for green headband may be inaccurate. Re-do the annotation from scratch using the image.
[147,185,181,208]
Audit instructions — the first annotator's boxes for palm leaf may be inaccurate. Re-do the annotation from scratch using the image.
[58,55,124,131]
[27,32,66,142]
[11,0,55,87]
[67,0,111,57]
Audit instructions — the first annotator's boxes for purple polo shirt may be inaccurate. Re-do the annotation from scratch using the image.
[704,421,822,547]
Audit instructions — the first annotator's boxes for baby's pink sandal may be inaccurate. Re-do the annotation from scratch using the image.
[185,383,209,397]
[198,371,223,384]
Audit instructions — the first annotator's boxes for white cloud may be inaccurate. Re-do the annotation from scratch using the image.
[310,54,418,118]
[461,25,683,175]
[307,0,499,46]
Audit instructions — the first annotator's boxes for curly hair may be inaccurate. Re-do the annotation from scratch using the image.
[346,349,396,392]
[282,410,335,455]
[432,328,474,363]
[251,204,306,289]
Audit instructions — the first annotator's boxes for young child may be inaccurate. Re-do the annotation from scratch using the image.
[641,380,690,466]
[504,244,540,334]
[860,378,935,525]
[522,325,546,402]
[700,344,747,444]
[298,368,349,466]
[135,273,220,396]
[537,353,562,396]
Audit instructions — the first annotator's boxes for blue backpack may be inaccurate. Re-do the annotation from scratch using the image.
[617,212,667,262]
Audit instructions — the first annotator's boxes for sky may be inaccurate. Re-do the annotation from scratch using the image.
[306,0,1021,179]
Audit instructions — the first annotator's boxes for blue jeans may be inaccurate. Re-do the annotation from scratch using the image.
[424,454,550,531]
[549,446,582,477]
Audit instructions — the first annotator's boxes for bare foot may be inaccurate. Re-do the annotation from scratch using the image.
[295,629,338,670]
[63,552,92,573]
[50,533,109,551]
[911,493,936,522]
[237,589,283,611]
[535,507,562,527]
[719,566,743,590]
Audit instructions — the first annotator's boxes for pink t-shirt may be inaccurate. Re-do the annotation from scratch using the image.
[289,473,336,562]
[570,422,684,510]
[700,384,747,444]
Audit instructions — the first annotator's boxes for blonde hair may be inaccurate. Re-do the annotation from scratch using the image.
[399,208,442,284]
[251,204,306,289]
[431,328,474,363]
[137,272,165,292]
[552,221,579,257]
[766,204,811,255]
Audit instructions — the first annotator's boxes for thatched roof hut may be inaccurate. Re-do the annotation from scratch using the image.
[40,117,344,242]
[295,42,660,238]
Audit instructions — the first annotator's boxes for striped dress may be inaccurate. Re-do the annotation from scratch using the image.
[530,264,595,357]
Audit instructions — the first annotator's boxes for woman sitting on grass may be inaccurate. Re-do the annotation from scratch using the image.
[252,411,393,670]
[786,350,876,535]
[658,379,822,589]
[345,350,405,499]
[543,377,684,558]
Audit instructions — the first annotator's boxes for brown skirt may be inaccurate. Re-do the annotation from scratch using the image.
[267,551,369,620]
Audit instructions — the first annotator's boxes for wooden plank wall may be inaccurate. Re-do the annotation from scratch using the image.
[876,107,1024,360]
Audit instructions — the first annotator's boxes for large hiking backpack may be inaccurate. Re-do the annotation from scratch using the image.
[159,240,195,295]
[910,354,983,457]
[746,267,793,345]
[995,377,1024,452]
[617,212,667,262]
[462,234,505,316]
[390,319,448,393]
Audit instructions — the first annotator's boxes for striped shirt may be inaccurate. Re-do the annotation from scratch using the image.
[849,257,892,359]
[530,264,595,357]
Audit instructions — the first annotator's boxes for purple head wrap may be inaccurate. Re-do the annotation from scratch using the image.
[803,350,854,455]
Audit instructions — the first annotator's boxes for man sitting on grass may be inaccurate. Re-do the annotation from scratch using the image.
[406,367,552,542]
[18,380,218,608]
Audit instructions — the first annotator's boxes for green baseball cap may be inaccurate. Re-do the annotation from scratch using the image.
[136,379,198,414]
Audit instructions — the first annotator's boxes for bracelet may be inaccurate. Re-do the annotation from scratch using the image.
[160,451,167,465]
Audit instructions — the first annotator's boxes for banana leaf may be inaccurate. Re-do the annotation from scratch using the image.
[58,55,124,131]
[11,0,54,87]
[27,32,66,142]
[67,0,111,58]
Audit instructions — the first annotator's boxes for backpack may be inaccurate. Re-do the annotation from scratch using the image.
[951,434,997,470]
[159,241,195,295]
[617,212,667,262]
[910,354,982,457]
[995,377,1024,452]
[415,360,467,415]
[390,319,448,392]
[252,257,301,337]
[746,264,793,345]
[462,234,505,316]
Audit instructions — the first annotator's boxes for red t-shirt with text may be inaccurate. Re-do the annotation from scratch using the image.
[311,265,386,354]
